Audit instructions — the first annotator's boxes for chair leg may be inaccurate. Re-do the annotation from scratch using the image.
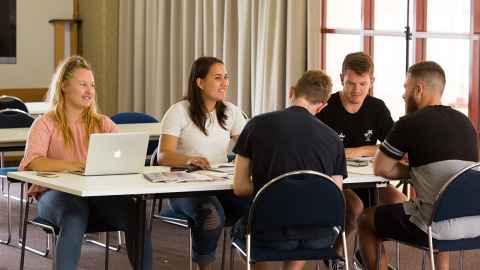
[428,227,435,270]
[20,197,32,270]
[117,231,124,248]
[342,231,350,270]
[395,241,400,270]
[105,232,110,270]
[421,251,427,270]
[459,250,464,270]
[51,234,57,270]
[18,182,25,242]
[246,235,251,270]
[0,180,11,245]
[229,242,235,270]
[376,242,382,270]
[221,229,228,270]
[188,227,193,270]
[85,232,121,251]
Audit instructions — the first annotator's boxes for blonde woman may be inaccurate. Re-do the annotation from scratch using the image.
[19,56,152,269]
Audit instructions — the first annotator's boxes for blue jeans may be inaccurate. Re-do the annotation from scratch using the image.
[168,193,249,266]
[37,190,153,270]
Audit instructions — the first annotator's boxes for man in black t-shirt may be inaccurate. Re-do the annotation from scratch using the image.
[318,55,402,263]
[232,70,360,270]
[317,52,393,158]
[358,61,478,270]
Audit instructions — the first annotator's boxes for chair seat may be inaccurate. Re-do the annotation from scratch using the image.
[231,237,339,263]
[30,216,123,235]
[31,217,59,234]
[392,235,480,252]
[159,208,191,227]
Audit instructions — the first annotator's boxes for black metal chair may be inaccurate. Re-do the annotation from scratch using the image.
[20,197,115,270]
[377,163,480,270]
[0,109,35,245]
[111,112,159,156]
[230,170,349,270]
[0,95,29,113]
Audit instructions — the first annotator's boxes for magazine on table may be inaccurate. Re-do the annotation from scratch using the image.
[143,171,216,183]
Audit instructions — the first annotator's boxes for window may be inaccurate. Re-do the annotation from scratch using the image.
[321,0,480,129]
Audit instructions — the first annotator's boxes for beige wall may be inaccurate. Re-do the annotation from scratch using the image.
[79,0,119,116]
[0,0,73,88]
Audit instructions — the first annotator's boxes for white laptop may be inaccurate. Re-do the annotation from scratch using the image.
[73,132,149,176]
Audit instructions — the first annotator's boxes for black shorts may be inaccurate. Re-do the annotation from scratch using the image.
[375,203,429,247]
[352,188,375,207]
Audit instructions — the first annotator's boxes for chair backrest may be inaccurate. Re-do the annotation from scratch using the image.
[431,163,480,223]
[111,112,158,124]
[111,112,159,155]
[0,109,35,129]
[247,170,345,239]
[0,95,29,113]
[150,148,159,166]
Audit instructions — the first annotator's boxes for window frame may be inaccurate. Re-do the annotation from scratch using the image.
[320,0,480,130]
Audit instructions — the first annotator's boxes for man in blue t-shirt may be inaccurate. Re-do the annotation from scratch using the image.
[232,70,360,270]
[358,61,478,270]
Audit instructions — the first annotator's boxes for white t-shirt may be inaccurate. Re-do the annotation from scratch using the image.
[159,100,247,165]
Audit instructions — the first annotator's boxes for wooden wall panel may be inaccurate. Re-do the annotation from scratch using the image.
[0,88,48,102]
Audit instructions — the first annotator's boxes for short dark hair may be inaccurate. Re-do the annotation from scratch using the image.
[293,70,332,104]
[407,61,446,92]
[341,52,374,76]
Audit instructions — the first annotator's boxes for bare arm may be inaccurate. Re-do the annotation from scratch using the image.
[157,134,210,168]
[331,175,344,190]
[233,154,253,197]
[27,157,85,172]
[345,145,378,159]
[373,150,410,179]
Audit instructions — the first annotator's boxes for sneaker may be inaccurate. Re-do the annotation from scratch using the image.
[353,250,365,270]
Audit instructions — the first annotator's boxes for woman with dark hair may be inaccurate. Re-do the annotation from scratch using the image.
[158,56,247,270]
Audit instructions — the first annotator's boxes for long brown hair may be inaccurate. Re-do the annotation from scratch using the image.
[186,56,227,135]
[46,55,103,146]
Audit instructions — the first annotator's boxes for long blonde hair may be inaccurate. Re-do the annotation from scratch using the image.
[46,55,103,146]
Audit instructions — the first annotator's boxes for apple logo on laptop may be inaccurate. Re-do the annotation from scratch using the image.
[113,150,122,159]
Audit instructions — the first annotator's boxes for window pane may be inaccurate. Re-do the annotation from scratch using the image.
[427,0,470,33]
[374,36,409,121]
[427,38,470,115]
[375,0,408,31]
[325,34,362,92]
[326,0,361,29]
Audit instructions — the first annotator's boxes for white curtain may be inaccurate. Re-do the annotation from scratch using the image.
[118,0,321,119]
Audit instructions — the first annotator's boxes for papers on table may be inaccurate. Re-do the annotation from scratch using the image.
[143,171,229,183]
[207,163,235,174]
[143,172,216,183]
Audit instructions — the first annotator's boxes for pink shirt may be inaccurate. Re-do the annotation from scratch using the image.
[20,113,118,197]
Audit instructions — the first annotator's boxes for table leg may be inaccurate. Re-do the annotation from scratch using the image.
[20,196,31,270]
[134,196,146,270]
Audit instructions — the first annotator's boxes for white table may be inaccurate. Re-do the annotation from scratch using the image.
[9,166,233,270]
[0,123,162,151]
[8,165,387,270]
[25,102,49,116]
